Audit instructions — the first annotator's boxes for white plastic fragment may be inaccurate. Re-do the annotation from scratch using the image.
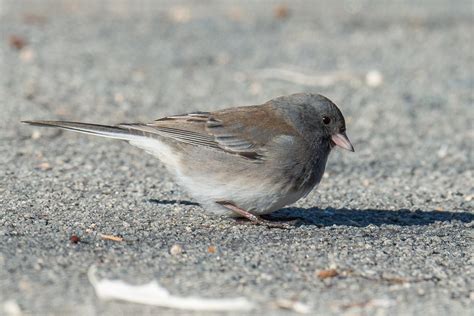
[2,300,22,316]
[88,266,255,312]
[275,299,312,314]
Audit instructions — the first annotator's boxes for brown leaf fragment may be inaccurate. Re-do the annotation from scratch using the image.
[383,276,407,284]
[70,235,80,244]
[274,5,290,19]
[100,234,123,242]
[317,269,339,279]
[9,35,27,50]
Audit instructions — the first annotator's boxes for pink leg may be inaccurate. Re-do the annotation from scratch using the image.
[216,201,297,229]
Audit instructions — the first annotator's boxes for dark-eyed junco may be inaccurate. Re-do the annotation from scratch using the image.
[23,93,354,228]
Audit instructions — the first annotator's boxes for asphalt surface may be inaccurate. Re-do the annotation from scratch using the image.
[1,1,473,315]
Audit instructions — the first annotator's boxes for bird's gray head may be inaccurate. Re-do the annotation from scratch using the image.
[274,93,354,152]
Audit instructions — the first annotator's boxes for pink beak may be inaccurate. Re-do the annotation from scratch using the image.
[331,132,355,152]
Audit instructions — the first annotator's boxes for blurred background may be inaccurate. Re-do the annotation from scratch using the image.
[2,0,472,169]
[1,0,473,315]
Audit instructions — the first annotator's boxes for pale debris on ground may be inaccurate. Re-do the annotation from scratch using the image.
[87,266,255,312]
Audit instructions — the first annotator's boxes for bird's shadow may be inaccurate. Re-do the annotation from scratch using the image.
[148,199,473,227]
[266,207,474,227]
[147,199,200,206]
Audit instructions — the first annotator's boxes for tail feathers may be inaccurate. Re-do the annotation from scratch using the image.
[21,120,147,141]
[22,120,180,163]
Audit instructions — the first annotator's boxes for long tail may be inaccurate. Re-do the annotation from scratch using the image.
[22,120,146,141]
[21,120,177,161]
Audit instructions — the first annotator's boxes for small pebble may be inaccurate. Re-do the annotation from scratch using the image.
[365,70,383,87]
[19,48,35,62]
[3,299,22,316]
[31,130,41,140]
[35,162,52,171]
[170,244,183,256]
[70,235,80,244]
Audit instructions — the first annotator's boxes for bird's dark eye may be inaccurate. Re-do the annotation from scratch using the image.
[322,116,331,125]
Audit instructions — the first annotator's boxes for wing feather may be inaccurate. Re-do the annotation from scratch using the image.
[119,106,298,161]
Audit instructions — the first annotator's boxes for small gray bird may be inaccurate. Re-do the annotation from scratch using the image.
[23,93,354,228]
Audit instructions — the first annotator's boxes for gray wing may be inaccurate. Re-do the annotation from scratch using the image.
[120,111,265,160]
[122,106,299,161]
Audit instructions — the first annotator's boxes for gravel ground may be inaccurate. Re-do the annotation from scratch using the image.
[1,1,473,315]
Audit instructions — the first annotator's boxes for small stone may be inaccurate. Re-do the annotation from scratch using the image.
[70,235,80,244]
[19,48,35,62]
[35,162,51,171]
[170,244,183,256]
[3,299,22,316]
[365,70,383,87]
[31,130,41,140]
[437,145,449,159]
